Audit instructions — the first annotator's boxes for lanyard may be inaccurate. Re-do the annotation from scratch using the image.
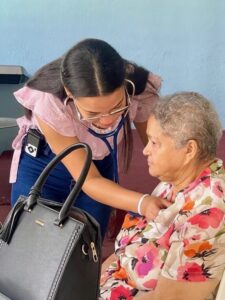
[88,117,125,183]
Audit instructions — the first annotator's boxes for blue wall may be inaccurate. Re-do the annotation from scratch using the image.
[1,0,225,126]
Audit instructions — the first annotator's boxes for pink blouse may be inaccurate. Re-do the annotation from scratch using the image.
[10,73,161,183]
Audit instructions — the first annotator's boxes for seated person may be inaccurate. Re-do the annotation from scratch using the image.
[100,92,225,300]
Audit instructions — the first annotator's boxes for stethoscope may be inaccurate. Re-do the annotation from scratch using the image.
[64,79,135,184]
[87,79,135,184]
[88,116,126,183]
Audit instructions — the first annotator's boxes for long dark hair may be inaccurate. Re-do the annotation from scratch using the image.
[26,38,149,170]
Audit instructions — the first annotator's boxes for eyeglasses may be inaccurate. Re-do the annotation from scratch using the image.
[65,79,135,122]
[75,90,131,122]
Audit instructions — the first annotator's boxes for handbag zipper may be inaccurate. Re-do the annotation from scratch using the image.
[90,241,98,262]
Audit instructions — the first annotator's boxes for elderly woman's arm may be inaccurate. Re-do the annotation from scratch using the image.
[134,276,219,300]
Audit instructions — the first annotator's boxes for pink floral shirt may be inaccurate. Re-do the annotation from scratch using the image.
[10,73,161,183]
[100,160,225,300]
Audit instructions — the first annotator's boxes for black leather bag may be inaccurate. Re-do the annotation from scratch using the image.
[0,143,101,300]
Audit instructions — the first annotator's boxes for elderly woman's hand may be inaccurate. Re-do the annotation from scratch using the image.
[141,195,171,220]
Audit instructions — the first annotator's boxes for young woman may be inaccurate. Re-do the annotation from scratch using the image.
[10,38,170,237]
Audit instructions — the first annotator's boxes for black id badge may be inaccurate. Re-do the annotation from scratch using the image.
[24,128,45,157]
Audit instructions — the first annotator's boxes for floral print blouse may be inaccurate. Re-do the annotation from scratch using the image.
[100,160,225,300]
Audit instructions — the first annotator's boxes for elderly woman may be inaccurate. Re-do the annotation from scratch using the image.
[100,92,225,300]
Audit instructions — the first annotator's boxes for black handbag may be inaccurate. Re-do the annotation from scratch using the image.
[0,143,101,300]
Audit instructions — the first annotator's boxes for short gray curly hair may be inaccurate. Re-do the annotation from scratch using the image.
[150,92,223,161]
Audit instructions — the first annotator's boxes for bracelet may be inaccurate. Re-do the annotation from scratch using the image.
[137,194,149,215]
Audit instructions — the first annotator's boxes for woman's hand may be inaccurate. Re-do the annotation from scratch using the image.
[141,195,171,220]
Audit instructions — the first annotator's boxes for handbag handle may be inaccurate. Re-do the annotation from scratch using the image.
[25,142,92,226]
[1,143,92,244]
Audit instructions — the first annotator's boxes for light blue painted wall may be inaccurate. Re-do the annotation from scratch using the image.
[0,0,225,126]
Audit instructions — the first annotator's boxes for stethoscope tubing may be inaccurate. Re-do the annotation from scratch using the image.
[88,116,126,183]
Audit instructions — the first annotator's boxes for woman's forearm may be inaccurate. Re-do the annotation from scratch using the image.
[83,176,142,213]
[82,176,171,219]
